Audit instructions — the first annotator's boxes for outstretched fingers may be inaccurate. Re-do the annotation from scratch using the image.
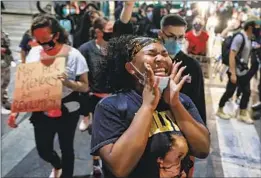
[170,61,182,79]
[144,62,156,88]
[174,66,187,84]
[176,74,190,91]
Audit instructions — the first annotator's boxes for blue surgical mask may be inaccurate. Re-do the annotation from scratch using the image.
[163,39,181,58]
[62,8,69,16]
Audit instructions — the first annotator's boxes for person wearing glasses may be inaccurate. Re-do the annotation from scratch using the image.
[158,14,206,125]
[157,14,207,177]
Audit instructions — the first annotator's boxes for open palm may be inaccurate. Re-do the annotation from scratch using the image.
[163,61,190,107]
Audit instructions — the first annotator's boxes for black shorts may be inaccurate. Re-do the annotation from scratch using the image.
[79,92,101,116]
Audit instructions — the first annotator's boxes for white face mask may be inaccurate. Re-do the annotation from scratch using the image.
[155,76,170,93]
[129,62,169,93]
[147,11,153,21]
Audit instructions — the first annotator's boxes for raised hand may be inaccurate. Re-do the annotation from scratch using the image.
[57,72,70,86]
[142,63,161,111]
[163,61,190,107]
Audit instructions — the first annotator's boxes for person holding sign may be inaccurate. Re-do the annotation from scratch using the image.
[11,14,89,178]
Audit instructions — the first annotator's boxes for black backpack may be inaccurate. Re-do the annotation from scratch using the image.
[222,32,245,66]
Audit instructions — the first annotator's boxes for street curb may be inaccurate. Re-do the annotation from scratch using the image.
[1,112,31,140]
[2,11,36,16]
[2,119,35,177]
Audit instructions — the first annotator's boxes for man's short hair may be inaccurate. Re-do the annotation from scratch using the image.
[86,3,98,11]
[160,14,187,29]
[244,20,258,31]
[145,4,154,12]
[192,15,205,25]
[93,17,108,31]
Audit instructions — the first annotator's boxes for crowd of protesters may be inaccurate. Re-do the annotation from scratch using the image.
[1,1,260,178]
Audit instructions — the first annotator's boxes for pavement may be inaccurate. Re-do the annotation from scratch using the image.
[1,14,261,178]
[1,1,50,15]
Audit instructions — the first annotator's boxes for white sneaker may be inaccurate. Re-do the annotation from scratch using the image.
[11,61,16,67]
[49,168,62,178]
[1,106,11,115]
[79,116,89,131]
[91,165,103,176]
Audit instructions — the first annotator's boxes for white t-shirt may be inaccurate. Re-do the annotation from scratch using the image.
[26,45,89,112]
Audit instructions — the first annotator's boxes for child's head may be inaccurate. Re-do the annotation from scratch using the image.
[157,134,189,178]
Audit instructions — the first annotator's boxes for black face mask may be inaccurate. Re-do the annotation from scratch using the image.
[253,27,260,39]
[103,32,113,41]
[38,35,56,51]
[193,23,202,32]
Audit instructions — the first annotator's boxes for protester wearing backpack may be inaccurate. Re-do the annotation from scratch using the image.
[217,20,260,124]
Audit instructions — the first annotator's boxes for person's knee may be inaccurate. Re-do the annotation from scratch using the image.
[243,89,251,98]
[223,89,235,98]
[60,146,74,159]
[59,139,74,156]
[36,146,53,161]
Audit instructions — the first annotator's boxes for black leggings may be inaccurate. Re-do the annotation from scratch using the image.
[31,110,80,178]
[219,72,251,110]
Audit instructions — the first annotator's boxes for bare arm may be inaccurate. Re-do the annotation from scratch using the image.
[162,62,209,158]
[229,34,245,83]
[66,72,89,92]
[170,102,210,158]
[229,50,237,76]
[20,50,26,63]
[221,27,231,38]
[120,1,135,24]
[99,105,154,177]
[97,63,160,177]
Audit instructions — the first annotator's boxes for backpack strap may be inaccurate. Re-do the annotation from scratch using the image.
[236,32,245,56]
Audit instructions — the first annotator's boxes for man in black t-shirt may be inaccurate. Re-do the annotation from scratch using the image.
[158,14,206,125]
[157,15,207,177]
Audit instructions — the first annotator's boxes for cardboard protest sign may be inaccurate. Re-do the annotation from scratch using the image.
[12,57,66,112]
